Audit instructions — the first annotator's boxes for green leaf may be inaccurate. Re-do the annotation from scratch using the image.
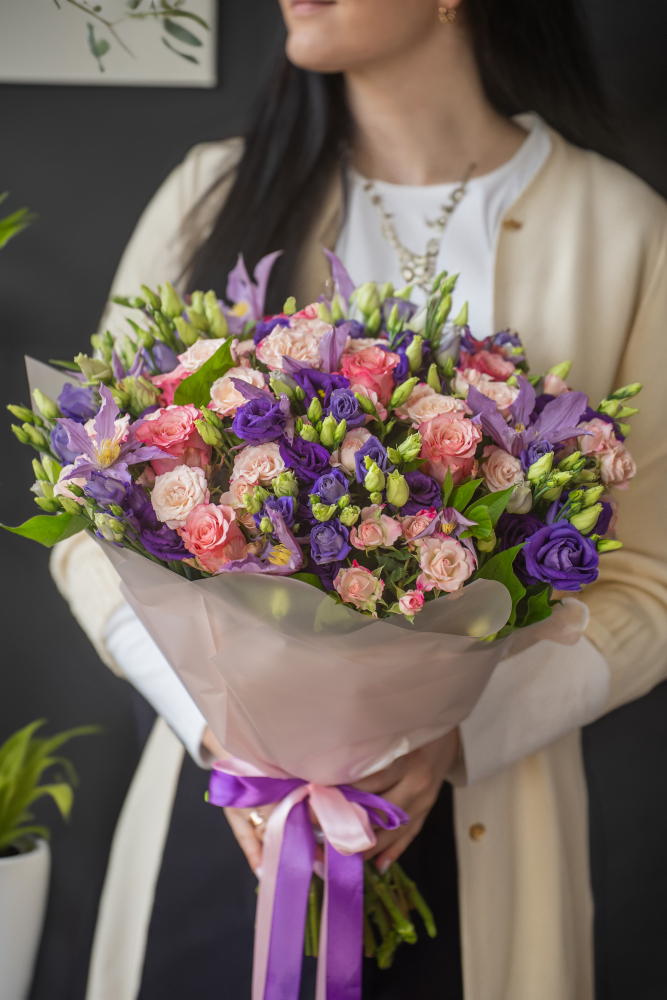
[460,506,493,539]
[465,486,514,526]
[441,467,454,507]
[0,203,36,250]
[49,359,82,371]
[163,17,202,45]
[292,572,325,592]
[1,513,88,548]
[400,458,426,474]
[449,478,483,513]
[519,588,553,628]
[174,339,234,408]
[29,783,73,820]
[158,8,209,29]
[474,544,526,626]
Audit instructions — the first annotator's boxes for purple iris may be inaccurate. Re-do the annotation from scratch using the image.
[496,512,545,586]
[254,315,290,346]
[354,436,392,485]
[58,384,98,423]
[523,521,599,591]
[327,388,365,428]
[232,395,286,444]
[310,519,351,565]
[312,469,349,505]
[84,470,129,506]
[292,368,350,407]
[124,497,189,562]
[400,470,441,516]
[279,436,332,484]
[520,439,554,473]
[254,495,296,530]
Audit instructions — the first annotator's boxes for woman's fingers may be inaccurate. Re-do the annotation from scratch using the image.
[224,807,264,874]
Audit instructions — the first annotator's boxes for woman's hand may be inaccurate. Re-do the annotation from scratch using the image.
[353,729,460,873]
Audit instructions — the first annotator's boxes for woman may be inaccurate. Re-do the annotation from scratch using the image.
[51,1,667,998]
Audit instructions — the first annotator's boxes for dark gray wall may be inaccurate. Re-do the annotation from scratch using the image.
[0,2,665,998]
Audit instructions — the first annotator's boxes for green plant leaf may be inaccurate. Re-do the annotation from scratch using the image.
[449,478,483,513]
[0,202,36,250]
[292,572,325,592]
[174,338,234,408]
[464,486,514,526]
[157,8,209,29]
[474,544,525,626]
[460,506,493,539]
[441,467,454,507]
[161,37,199,63]
[29,783,73,820]
[1,513,89,548]
[519,588,553,628]
[163,17,202,45]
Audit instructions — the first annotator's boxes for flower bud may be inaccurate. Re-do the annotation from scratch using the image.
[307,397,323,424]
[59,496,84,515]
[390,377,419,409]
[426,364,442,392]
[109,504,124,517]
[141,285,162,310]
[259,516,274,534]
[95,513,125,542]
[527,451,554,482]
[364,458,386,493]
[190,290,205,315]
[433,325,462,369]
[66,482,86,498]
[22,423,49,449]
[41,456,62,483]
[300,424,319,443]
[339,505,361,527]
[186,309,210,333]
[253,486,270,503]
[386,447,402,465]
[506,482,533,514]
[550,471,574,488]
[74,353,113,385]
[379,282,394,303]
[34,497,61,512]
[174,316,200,348]
[405,335,424,374]
[434,294,452,328]
[365,307,382,336]
[272,471,299,498]
[541,486,564,502]
[7,404,39,424]
[583,485,605,506]
[334,419,347,445]
[319,414,337,448]
[32,389,61,421]
[453,302,468,327]
[11,424,31,445]
[597,538,623,553]
[386,470,410,507]
[354,392,376,415]
[294,386,306,402]
[160,282,186,319]
[569,504,603,535]
[270,377,295,400]
[201,408,223,429]
[369,492,384,505]
[119,376,161,415]
[558,450,582,471]
[547,360,572,380]
[477,529,497,553]
[243,493,263,515]
[398,432,422,462]
[598,398,620,418]
[312,503,338,522]
[195,419,223,448]
[32,458,47,481]
[331,294,345,322]
[386,304,402,337]
[317,302,333,324]
[136,326,156,350]
[111,387,131,410]
[203,291,229,338]
[572,466,599,484]
[337,493,350,509]
[356,282,381,318]
[282,295,297,315]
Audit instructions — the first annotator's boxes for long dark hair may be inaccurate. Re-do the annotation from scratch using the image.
[186,0,609,312]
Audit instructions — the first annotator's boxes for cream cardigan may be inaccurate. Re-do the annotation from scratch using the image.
[52,128,667,1000]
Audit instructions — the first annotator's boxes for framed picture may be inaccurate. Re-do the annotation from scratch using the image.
[0,0,217,87]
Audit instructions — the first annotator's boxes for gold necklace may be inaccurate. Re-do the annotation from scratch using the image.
[363,163,475,290]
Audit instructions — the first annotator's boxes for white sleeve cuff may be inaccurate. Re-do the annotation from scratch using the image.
[458,635,610,785]
[103,603,211,768]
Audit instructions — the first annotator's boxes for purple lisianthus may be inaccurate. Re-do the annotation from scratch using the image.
[84,470,130,506]
[354,435,392,484]
[496,512,545,586]
[232,395,286,444]
[400,470,441,516]
[58,384,98,423]
[595,501,614,536]
[337,319,366,339]
[326,388,365,428]
[50,423,82,465]
[125,499,188,562]
[148,342,180,374]
[523,521,599,591]
[279,436,332,484]
[312,469,349,505]
[292,368,350,407]
[310,519,351,565]
[521,439,554,472]
[254,494,296,530]
[254,315,290,346]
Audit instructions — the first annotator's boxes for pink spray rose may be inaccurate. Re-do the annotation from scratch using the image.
[416,535,475,593]
[350,505,403,551]
[543,373,571,396]
[340,345,401,405]
[599,440,636,489]
[178,338,229,374]
[481,445,525,492]
[178,503,248,573]
[419,413,483,485]
[331,427,372,473]
[232,442,286,484]
[577,418,617,455]
[475,380,520,418]
[209,366,269,418]
[256,316,331,371]
[151,465,210,529]
[450,368,493,397]
[349,383,388,422]
[460,350,516,381]
[334,561,385,615]
[398,589,425,617]
[151,369,187,407]
[135,404,212,476]
[400,508,438,544]
[395,383,470,425]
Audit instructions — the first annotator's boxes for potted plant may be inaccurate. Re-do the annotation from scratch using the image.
[0,720,97,1000]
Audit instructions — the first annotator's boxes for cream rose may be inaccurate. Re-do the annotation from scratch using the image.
[256,319,329,371]
[599,440,636,490]
[416,535,475,593]
[476,380,520,417]
[331,427,372,473]
[232,442,286,484]
[481,445,525,492]
[178,338,229,374]
[209,367,269,418]
[350,505,403,551]
[450,368,493,397]
[220,475,254,508]
[400,509,438,544]
[151,465,210,529]
[334,561,385,615]
[396,383,470,426]
[398,590,425,617]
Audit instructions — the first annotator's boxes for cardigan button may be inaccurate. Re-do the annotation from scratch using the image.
[469,823,486,841]
[502,218,523,230]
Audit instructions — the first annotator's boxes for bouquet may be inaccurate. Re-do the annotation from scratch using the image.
[5,251,640,998]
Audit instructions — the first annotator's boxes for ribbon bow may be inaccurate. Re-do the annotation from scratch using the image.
[208,758,408,1000]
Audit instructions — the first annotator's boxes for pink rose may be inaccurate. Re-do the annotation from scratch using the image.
[209,366,269,418]
[178,338,229,374]
[398,589,425,617]
[343,337,388,354]
[476,380,520,417]
[577,418,616,455]
[256,316,331,371]
[331,427,372,473]
[151,465,210,529]
[350,505,403,551]
[419,413,483,485]
[151,368,187,407]
[395,382,470,425]
[349,383,388,422]
[599,440,636,490]
[334,560,385,615]
[543,373,571,396]
[460,349,516,380]
[220,475,254,508]
[340,346,401,405]
[481,445,524,492]
[450,367,492,397]
[178,503,248,573]
[136,404,211,476]
[416,535,475,593]
[232,442,286,484]
[400,508,438,544]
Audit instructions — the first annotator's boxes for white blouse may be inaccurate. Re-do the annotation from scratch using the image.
[335,113,552,337]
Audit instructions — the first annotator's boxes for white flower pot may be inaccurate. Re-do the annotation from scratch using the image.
[0,839,50,1000]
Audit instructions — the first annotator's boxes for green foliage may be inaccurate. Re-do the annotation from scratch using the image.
[0,192,35,250]
[464,486,514,526]
[0,721,100,854]
[174,338,235,409]
[474,544,525,627]
[1,512,89,548]
[292,572,325,592]
[449,478,483,513]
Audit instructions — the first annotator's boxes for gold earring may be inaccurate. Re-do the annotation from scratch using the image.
[438,6,457,23]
